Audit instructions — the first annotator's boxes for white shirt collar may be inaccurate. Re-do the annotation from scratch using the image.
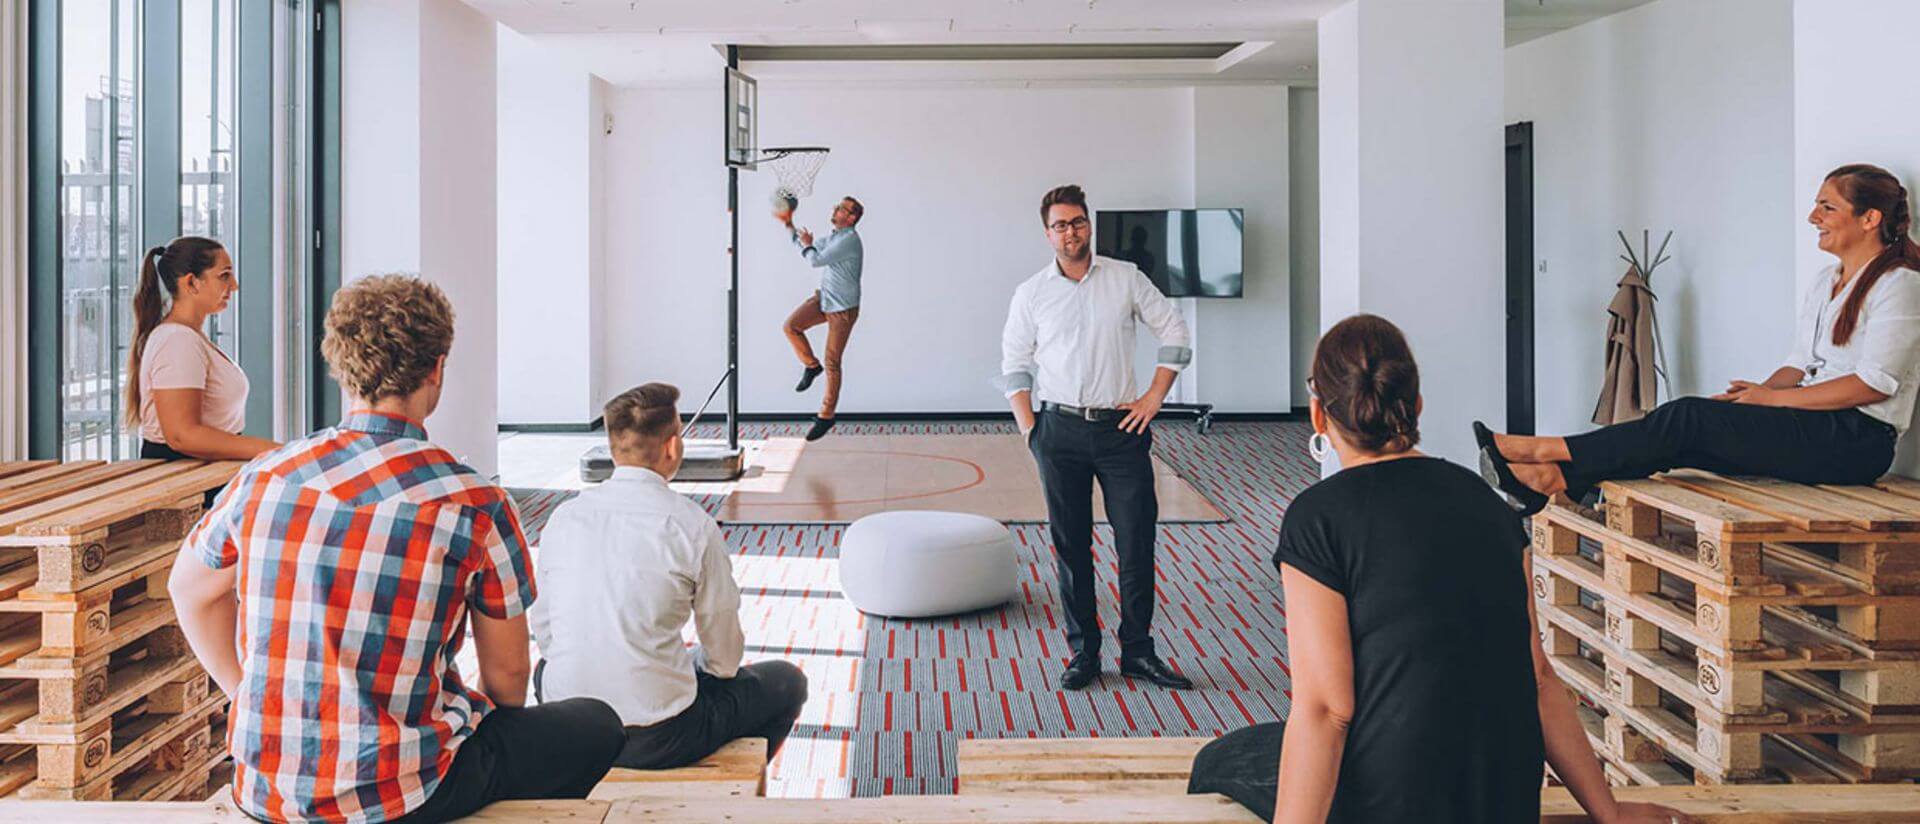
[609,465,671,485]
[1050,256,1100,282]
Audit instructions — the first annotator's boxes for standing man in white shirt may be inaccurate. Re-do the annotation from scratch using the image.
[531,382,809,768]
[1000,184,1195,692]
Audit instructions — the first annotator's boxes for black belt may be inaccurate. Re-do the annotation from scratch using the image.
[1042,402,1128,422]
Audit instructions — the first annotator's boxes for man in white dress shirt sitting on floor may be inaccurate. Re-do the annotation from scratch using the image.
[1000,183,1195,692]
[531,382,808,768]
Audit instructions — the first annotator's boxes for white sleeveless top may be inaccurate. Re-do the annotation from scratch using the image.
[138,323,249,445]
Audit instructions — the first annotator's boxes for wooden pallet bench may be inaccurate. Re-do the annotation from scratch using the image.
[957,736,1209,795]
[1533,472,1920,786]
[7,785,1920,822]
[0,460,240,803]
[588,737,768,800]
[956,735,1920,819]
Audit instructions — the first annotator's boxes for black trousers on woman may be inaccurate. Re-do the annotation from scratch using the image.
[142,439,226,508]
[1187,722,1283,821]
[1560,397,1897,502]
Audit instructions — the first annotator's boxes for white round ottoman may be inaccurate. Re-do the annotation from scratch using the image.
[838,511,1018,618]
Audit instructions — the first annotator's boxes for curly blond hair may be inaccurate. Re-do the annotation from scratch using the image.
[321,274,455,402]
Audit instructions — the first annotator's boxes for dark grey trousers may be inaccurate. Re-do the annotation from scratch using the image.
[538,659,809,770]
[385,697,625,823]
[1029,411,1161,658]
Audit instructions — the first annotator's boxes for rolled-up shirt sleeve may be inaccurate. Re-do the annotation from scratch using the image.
[1852,272,1920,397]
[1132,269,1192,372]
[999,284,1038,396]
[799,231,858,268]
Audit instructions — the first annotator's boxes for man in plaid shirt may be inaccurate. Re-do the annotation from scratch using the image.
[169,275,623,823]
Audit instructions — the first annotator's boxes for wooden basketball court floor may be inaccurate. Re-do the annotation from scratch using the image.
[702,432,1225,524]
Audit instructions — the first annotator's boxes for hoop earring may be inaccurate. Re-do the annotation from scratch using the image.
[1308,432,1332,463]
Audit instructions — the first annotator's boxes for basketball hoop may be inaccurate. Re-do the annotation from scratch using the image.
[757,145,830,200]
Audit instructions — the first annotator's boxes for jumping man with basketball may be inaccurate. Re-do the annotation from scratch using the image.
[777,196,865,441]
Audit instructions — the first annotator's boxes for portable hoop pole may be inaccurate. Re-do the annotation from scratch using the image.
[725,45,741,451]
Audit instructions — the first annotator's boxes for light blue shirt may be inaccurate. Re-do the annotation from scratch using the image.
[794,225,863,312]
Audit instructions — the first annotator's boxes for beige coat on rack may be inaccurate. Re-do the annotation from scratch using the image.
[1593,266,1661,425]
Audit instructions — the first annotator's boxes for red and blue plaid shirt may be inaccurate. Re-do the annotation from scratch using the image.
[186,411,536,824]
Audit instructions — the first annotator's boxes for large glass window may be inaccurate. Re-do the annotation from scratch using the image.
[58,0,139,460]
[34,0,334,459]
[182,0,240,359]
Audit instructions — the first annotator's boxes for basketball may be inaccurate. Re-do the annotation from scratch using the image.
[771,188,798,219]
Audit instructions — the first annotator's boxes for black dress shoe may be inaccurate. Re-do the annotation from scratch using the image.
[1479,445,1549,517]
[1060,654,1101,691]
[1120,654,1193,690]
[796,365,824,392]
[805,416,836,442]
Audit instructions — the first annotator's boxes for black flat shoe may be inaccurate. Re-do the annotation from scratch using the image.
[805,416,836,442]
[796,365,824,393]
[1479,445,1550,517]
[1120,654,1193,690]
[1060,654,1100,691]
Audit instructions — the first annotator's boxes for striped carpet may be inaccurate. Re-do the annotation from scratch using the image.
[509,420,1318,798]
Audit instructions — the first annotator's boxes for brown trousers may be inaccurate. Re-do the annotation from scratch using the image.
[783,293,859,417]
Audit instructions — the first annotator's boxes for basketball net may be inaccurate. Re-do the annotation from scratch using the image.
[763,147,830,202]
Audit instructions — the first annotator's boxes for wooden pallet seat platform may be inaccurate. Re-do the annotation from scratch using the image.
[588,737,767,800]
[1533,471,1920,786]
[0,460,241,803]
[958,736,1210,794]
[7,785,1920,823]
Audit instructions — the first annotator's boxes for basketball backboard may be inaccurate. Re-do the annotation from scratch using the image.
[725,67,757,168]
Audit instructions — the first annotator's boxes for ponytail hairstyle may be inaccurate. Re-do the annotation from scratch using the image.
[1310,314,1422,454]
[125,236,226,426]
[1825,164,1920,346]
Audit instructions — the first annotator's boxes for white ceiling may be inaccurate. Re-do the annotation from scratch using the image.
[472,0,1653,87]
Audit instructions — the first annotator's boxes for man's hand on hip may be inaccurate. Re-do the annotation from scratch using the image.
[1118,391,1164,434]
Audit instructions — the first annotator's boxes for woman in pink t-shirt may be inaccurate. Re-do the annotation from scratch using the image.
[127,237,278,460]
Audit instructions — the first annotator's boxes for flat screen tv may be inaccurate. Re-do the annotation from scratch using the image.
[1094,208,1244,298]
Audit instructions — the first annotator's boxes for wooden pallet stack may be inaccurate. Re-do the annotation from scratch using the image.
[1531,469,1920,787]
[0,459,240,802]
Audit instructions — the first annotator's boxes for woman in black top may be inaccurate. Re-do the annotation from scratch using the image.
[1187,315,1689,824]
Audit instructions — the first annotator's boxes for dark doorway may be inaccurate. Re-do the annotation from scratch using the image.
[1505,122,1536,435]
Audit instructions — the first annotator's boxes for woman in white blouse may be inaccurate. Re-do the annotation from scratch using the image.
[1478,164,1920,514]
[126,237,279,461]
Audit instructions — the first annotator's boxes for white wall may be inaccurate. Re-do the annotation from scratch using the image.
[1793,0,1920,473]
[1288,88,1319,408]
[497,26,599,426]
[1193,86,1291,413]
[1506,0,1797,438]
[604,83,1296,415]
[344,0,499,475]
[1319,0,1506,467]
